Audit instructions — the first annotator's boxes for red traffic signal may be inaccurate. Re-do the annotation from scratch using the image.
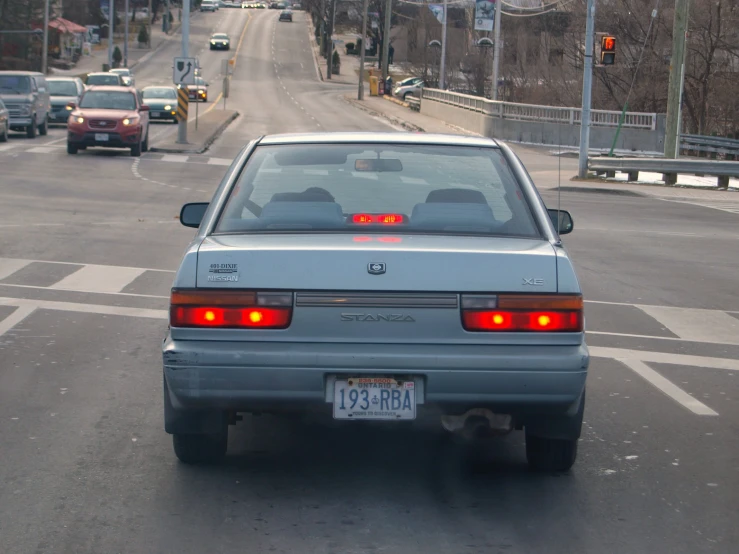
[600,35,616,65]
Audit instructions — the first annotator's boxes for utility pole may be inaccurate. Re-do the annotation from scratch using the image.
[664,0,690,158]
[577,0,595,178]
[358,0,369,99]
[381,0,392,82]
[108,0,115,69]
[124,0,129,66]
[327,0,336,80]
[41,0,50,74]
[178,0,190,144]
[166,0,171,33]
[439,0,447,89]
[148,0,153,48]
[491,0,502,100]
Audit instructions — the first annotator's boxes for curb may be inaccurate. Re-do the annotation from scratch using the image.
[343,96,425,133]
[150,111,239,154]
[305,18,324,82]
[383,95,409,108]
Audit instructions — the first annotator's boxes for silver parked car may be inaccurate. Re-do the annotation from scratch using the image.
[393,77,424,100]
[165,133,588,471]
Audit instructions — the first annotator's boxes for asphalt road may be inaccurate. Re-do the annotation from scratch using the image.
[1,9,738,554]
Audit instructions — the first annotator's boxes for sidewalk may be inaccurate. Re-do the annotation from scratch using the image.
[51,18,183,76]
[150,109,239,154]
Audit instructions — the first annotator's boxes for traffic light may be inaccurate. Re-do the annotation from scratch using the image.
[600,35,616,65]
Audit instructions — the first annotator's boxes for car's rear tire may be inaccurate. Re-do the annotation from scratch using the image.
[0,122,7,142]
[525,435,578,472]
[131,139,142,157]
[39,115,48,136]
[173,432,228,464]
[26,118,37,138]
[66,142,78,154]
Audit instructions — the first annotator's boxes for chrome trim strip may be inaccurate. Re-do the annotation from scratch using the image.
[296,293,458,308]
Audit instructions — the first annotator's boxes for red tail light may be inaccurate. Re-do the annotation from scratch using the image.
[351,213,405,224]
[170,290,292,329]
[461,295,583,332]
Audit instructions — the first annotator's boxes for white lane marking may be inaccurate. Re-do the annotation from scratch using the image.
[0,256,173,273]
[25,146,57,154]
[0,306,36,338]
[0,282,169,300]
[0,258,32,280]
[616,358,719,416]
[590,346,739,371]
[161,154,190,163]
[0,297,166,320]
[587,330,726,344]
[49,265,147,294]
[207,157,231,166]
[44,136,68,145]
[0,144,19,151]
[638,305,739,346]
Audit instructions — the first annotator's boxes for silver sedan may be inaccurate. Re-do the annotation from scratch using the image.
[164,132,588,471]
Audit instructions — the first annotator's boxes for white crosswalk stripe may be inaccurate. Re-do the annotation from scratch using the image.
[49,264,147,294]
[673,200,739,215]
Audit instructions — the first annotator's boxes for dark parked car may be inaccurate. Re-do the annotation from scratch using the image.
[279,9,292,20]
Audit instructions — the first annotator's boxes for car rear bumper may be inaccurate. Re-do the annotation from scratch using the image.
[68,130,140,148]
[163,336,589,417]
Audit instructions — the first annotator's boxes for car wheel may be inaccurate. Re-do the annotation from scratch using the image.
[130,140,142,157]
[26,118,37,138]
[142,130,149,152]
[0,122,7,142]
[39,115,48,136]
[67,142,78,154]
[403,92,411,101]
[173,432,228,464]
[525,434,578,472]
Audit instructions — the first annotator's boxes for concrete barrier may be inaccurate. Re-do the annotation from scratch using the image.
[420,91,666,153]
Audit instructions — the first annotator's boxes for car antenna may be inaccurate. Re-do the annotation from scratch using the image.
[557,122,562,234]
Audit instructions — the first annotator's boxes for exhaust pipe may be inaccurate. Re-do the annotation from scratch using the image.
[441,409,513,439]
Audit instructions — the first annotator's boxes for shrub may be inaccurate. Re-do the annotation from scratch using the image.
[112,46,122,66]
[345,42,355,55]
[137,25,149,45]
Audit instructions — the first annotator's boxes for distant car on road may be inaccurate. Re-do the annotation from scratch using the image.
[109,68,135,87]
[279,8,292,20]
[0,70,50,138]
[209,33,231,50]
[394,77,424,100]
[200,0,217,11]
[185,76,209,102]
[85,72,123,88]
[164,132,586,471]
[0,98,8,142]
[66,86,150,157]
[46,76,85,126]
[141,86,178,123]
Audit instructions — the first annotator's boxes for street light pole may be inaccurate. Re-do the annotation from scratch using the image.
[108,0,115,69]
[439,0,447,89]
[327,0,336,80]
[178,0,190,145]
[358,0,369,99]
[381,0,392,82]
[124,0,129,66]
[42,0,50,74]
[577,0,595,179]
[491,0,502,100]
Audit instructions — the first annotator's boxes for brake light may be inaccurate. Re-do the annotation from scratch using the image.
[351,214,405,224]
[170,290,292,329]
[461,295,583,332]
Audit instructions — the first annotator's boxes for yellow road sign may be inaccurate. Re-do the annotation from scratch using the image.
[177,87,189,121]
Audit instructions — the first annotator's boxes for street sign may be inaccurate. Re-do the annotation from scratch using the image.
[173,56,198,85]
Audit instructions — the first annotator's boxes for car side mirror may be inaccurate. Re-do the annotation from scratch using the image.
[180,202,209,228]
[547,209,574,235]
[66,102,76,109]
[139,105,149,111]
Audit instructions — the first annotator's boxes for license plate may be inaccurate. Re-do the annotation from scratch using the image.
[95,133,109,141]
[333,377,416,420]
[151,111,160,117]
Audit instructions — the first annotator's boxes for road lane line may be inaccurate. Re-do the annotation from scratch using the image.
[24,146,57,154]
[0,297,166,320]
[0,306,36,338]
[207,157,231,165]
[590,346,739,371]
[49,265,147,294]
[160,154,190,163]
[0,282,169,299]
[637,305,739,345]
[587,330,735,345]
[616,358,719,416]
[0,259,32,280]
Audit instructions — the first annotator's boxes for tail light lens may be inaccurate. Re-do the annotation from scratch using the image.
[461,294,583,332]
[170,290,293,329]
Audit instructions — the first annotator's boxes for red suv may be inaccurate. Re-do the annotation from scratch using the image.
[66,86,150,156]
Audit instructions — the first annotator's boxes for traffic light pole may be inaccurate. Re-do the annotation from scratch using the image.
[664,0,690,158]
[177,0,190,145]
[357,0,369,100]
[491,0,502,101]
[577,0,595,179]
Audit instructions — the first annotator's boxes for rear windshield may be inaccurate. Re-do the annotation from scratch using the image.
[79,91,136,110]
[87,74,120,85]
[0,75,31,94]
[48,80,79,96]
[216,143,541,238]
[142,87,176,99]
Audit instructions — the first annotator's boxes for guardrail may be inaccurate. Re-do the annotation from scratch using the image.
[422,89,657,130]
[406,96,421,112]
[588,157,739,189]
[680,134,739,158]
